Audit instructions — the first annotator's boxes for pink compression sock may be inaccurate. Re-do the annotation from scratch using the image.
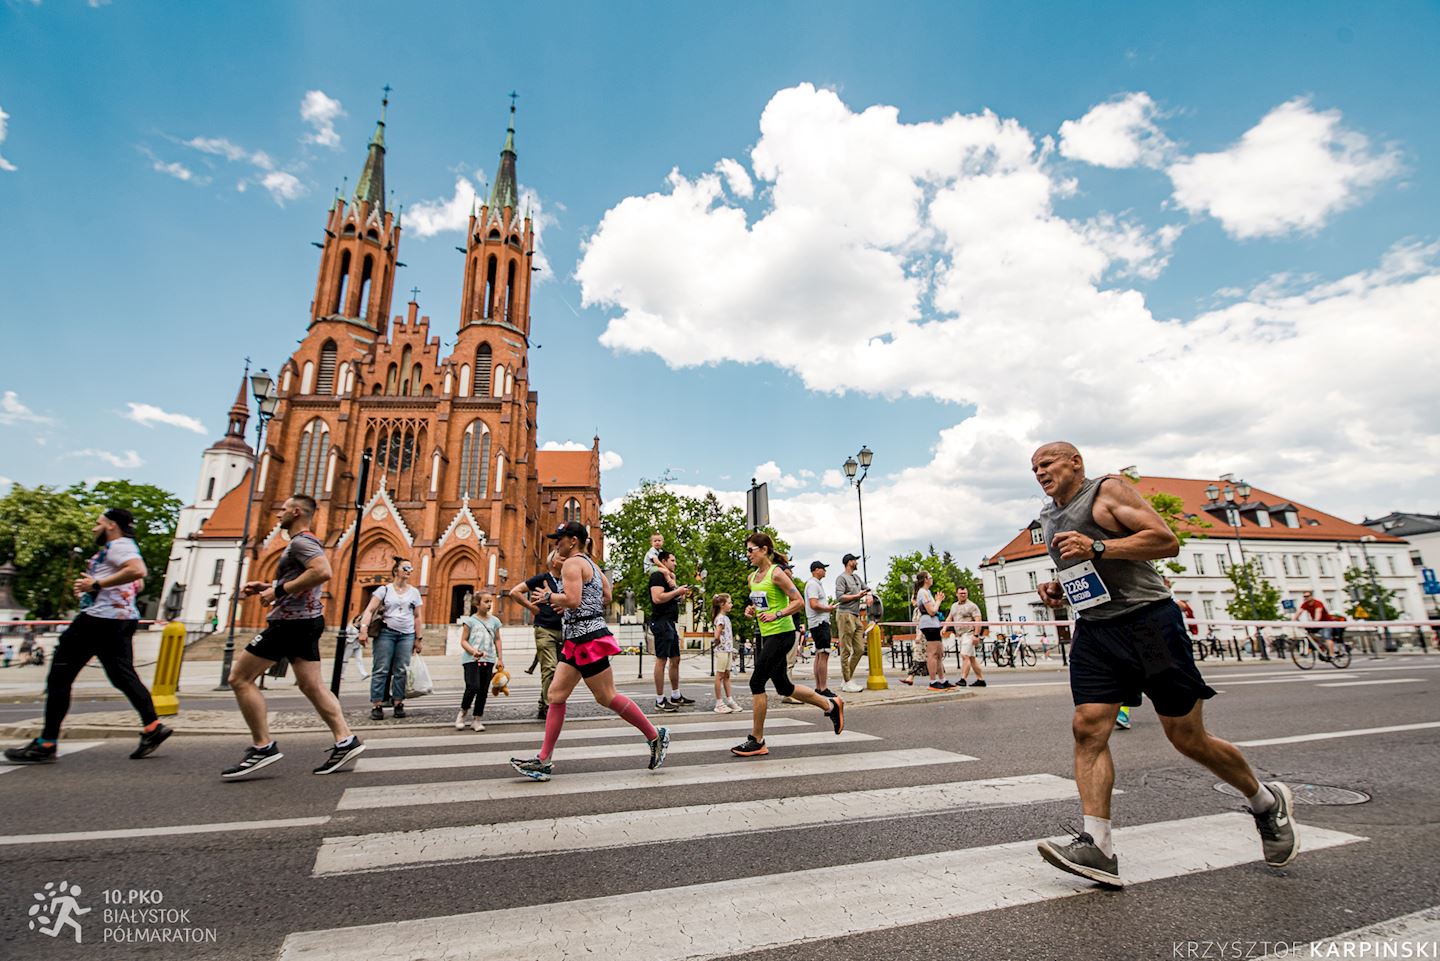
[538,702,567,760]
[610,694,659,741]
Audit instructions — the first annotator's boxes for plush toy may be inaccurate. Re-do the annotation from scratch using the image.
[490,668,511,697]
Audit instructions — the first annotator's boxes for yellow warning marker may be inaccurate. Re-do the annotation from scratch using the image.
[152,622,187,716]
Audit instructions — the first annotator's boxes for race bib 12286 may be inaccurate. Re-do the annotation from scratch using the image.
[1059,561,1112,612]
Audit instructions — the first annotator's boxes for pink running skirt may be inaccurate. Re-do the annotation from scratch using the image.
[561,633,621,666]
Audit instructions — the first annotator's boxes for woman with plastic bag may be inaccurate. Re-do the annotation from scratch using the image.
[359,557,423,719]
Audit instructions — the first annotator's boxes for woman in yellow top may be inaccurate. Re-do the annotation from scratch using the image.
[731,532,844,757]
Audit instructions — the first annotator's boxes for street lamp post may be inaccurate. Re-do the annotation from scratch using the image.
[218,367,280,690]
[842,446,873,584]
[1357,535,1396,652]
[1208,480,1268,660]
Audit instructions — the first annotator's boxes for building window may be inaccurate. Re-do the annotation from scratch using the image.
[1283,510,1300,528]
[1193,554,1206,576]
[459,421,491,498]
[1202,599,1215,619]
[1292,555,1305,576]
[294,419,329,497]
[999,575,1009,594]
[1384,556,1396,576]
[1254,511,1272,528]
[1027,571,1038,590]
[205,477,216,500]
[211,559,224,585]
[1218,554,1228,574]
[1029,527,1043,545]
[563,498,581,524]
[1280,555,1292,576]
[474,344,492,396]
[1226,508,1240,527]
[316,340,337,394]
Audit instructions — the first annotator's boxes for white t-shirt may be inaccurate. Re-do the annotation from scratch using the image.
[915,588,940,628]
[376,584,422,635]
[714,613,734,653]
[949,601,982,637]
[804,579,829,627]
[81,537,143,620]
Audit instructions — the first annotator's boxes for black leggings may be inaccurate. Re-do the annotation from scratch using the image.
[462,661,495,715]
[44,614,158,740]
[749,631,797,698]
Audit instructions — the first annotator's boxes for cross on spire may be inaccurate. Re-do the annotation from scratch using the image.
[410,286,421,302]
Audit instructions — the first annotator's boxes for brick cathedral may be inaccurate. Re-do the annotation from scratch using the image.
[178,96,603,631]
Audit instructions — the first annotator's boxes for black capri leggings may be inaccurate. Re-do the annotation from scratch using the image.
[462,661,495,715]
[749,630,797,698]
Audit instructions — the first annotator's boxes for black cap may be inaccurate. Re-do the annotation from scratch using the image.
[545,520,589,541]
[810,560,828,573]
[104,508,136,536]
[841,552,859,565]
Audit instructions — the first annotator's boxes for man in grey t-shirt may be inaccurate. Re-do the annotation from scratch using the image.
[833,553,870,692]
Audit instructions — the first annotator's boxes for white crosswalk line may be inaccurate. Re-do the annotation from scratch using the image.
[363,717,808,751]
[353,730,878,773]
[337,747,976,810]
[1256,904,1440,959]
[281,814,1364,960]
[1234,720,1440,746]
[1315,678,1425,688]
[0,740,104,775]
[314,773,1088,876]
[0,816,331,847]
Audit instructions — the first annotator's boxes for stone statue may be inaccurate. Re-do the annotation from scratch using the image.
[461,590,474,618]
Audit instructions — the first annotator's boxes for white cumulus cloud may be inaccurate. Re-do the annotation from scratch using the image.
[599,450,624,472]
[0,390,48,425]
[152,159,196,181]
[300,90,345,149]
[70,449,143,469]
[714,158,754,198]
[0,104,17,172]
[577,84,1438,565]
[407,175,480,237]
[753,460,805,491]
[123,402,206,434]
[1168,97,1403,239]
[261,171,305,205]
[1059,91,1173,169]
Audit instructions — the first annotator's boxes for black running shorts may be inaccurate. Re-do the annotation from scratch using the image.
[809,621,832,651]
[749,631,797,697]
[559,647,611,679]
[921,627,943,643]
[651,619,681,659]
[246,616,325,662]
[1069,600,1216,717]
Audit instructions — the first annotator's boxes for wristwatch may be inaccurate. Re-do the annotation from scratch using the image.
[1091,540,1106,558]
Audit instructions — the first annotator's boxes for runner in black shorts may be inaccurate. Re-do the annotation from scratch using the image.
[222,494,365,780]
[1029,443,1299,888]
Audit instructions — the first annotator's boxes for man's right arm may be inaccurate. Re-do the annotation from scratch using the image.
[510,576,540,614]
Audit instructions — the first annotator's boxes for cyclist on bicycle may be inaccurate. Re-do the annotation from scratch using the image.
[1294,590,1336,659]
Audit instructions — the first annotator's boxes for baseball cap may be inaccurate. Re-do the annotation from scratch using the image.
[545,520,588,541]
[104,508,137,536]
[810,560,828,573]
[841,552,859,565]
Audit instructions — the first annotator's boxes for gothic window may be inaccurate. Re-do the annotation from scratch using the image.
[300,361,315,394]
[505,260,517,321]
[385,363,398,395]
[410,364,423,395]
[421,384,433,397]
[211,559,224,585]
[332,250,351,314]
[399,346,413,396]
[206,477,216,500]
[357,254,374,318]
[494,364,507,398]
[458,364,471,397]
[459,420,491,498]
[474,344,492,396]
[563,498,581,523]
[484,255,498,318]
[295,419,329,497]
[371,419,427,501]
[316,340,337,394]
[371,382,382,395]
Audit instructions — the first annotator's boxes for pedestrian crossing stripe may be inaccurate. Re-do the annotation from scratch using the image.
[281,814,1364,961]
[313,773,1093,877]
[0,741,103,775]
[336,748,977,810]
[351,730,880,774]
[1255,904,1440,959]
[362,717,810,751]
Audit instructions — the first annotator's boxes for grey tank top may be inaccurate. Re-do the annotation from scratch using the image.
[1039,476,1171,621]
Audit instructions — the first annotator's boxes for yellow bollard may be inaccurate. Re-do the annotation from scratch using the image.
[151,622,187,717]
[865,622,889,691]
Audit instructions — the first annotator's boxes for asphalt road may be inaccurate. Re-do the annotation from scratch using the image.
[1,659,1437,961]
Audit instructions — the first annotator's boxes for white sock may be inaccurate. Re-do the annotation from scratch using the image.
[1247,785,1276,814]
[1083,816,1113,856]
[670,689,682,699]
[335,735,356,748]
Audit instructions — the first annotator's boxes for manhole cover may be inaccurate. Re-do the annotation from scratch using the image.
[1214,782,1371,805]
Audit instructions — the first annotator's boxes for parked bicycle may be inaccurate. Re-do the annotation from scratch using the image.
[991,633,1037,668]
[1291,632,1351,670]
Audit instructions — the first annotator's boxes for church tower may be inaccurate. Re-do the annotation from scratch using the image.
[458,99,535,342]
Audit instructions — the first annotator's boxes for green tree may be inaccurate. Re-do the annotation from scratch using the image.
[876,545,985,626]
[1223,558,1281,621]
[1343,565,1400,620]
[0,480,181,618]
[601,478,788,634]
[1117,474,1210,574]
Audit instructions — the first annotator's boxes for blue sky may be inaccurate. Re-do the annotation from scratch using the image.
[2,1,1437,569]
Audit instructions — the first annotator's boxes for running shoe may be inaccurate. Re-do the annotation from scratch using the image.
[1037,832,1123,888]
[953,678,968,688]
[730,736,768,757]
[648,726,671,770]
[1250,782,1300,867]
[671,694,696,705]
[3,739,57,764]
[725,697,742,712]
[510,756,553,781]
[369,707,384,721]
[221,742,283,780]
[1115,707,1131,730]
[928,681,947,690]
[713,702,733,714]
[130,723,173,760]
[472,717,485,732]
[313,738,366,775]
[454,710,467,730]
[843,680,865,693]
[392,704,407,719]
[817,688,837,699]
[971,679,987,688]
[828,696,845,735]
[656,699,679,713]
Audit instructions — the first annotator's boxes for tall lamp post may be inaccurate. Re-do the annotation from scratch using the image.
[218,367,279,689]
[1207,479,1268,660]
[1357,535,1396,652]
[842,445,874,584]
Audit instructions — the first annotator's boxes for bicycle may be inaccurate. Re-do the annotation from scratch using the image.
[990,635,1036,668]
[1290,631,1351,670]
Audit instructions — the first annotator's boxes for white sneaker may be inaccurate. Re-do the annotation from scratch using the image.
[725,697,742,711]
[472,717,485,732]
[713,702,733,714]
[843,680,864,693]
[454,710,467,730]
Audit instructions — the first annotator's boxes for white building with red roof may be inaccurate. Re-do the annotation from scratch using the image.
[979,473,1425,638]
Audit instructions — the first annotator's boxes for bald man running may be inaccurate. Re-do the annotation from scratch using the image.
[1030,442,1298,887]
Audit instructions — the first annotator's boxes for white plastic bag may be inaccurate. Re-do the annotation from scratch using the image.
[405,653,434,698]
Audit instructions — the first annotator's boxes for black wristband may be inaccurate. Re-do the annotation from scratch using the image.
[273,579,288,598]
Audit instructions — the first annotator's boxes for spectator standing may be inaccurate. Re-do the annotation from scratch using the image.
[948,587,986,687]
[833,553,870,693]
[457,592,504,731]
[806,561,837,698]
[711,594,740,713]
[914,572,950,690]
[359,557,423,720]
[648,550,692,712]
[510,550,564,720]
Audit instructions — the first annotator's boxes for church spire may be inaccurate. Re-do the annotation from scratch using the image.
[354,86,390,214]
[209,373,253,454]
[486,93,519,212]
